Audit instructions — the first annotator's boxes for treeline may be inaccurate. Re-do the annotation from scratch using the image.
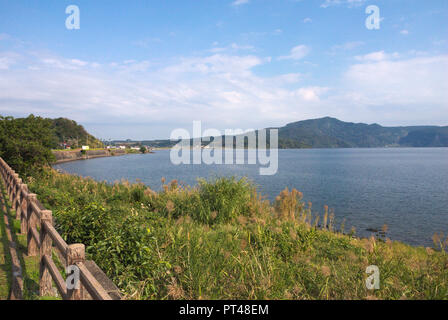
[0,115,55,176]
[52,117,104,149]
[0,114,104,176]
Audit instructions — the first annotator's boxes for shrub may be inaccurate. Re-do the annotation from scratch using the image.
[145,176,260,224]
[0,115,55,176]
[26,169,448,300]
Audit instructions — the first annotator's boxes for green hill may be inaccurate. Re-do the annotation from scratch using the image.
[277,117,448,148]
[122,117,448,149]
[50,117,104,149]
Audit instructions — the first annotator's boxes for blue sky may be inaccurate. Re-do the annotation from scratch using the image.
[0,0,447,139]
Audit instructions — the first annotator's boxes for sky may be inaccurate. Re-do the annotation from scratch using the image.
[0,0,447,140]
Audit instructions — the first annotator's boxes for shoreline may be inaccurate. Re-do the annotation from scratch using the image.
[51,148,142,164]
[49,164,436,249]
[52,152,126,164]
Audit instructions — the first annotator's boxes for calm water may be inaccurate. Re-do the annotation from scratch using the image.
[53,148,448,247]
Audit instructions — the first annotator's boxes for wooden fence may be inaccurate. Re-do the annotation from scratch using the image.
[0,157,121,300]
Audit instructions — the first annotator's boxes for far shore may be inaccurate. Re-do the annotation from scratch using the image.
[51,148,146,164]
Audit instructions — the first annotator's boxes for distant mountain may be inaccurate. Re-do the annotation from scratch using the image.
[276,117,448,148]
[113,117,448,149]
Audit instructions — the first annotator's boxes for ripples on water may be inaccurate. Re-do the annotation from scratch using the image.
[54,148,448,247]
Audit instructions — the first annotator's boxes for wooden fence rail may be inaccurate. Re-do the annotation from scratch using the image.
[0,157,120,300]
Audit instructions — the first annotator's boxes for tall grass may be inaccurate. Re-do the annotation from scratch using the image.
[27,168,448,300]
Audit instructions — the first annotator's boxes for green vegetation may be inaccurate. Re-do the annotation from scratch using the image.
[25,169,448,300]
[0,114,447,300]
[0,199,11,300]
[0,115,56,177]
[0,180,59,300]
[118,117,448,149]
[0,114,106,176]
[51,117,103,149]
[277,117,448,148]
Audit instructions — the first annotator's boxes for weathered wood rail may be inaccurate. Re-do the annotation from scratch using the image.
[0,157,121,300]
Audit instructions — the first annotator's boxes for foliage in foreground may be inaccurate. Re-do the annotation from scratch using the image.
[27,169,448,300]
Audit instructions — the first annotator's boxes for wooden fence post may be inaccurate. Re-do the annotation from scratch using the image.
[26,193,38,256]
[12,174,19,210]
[19,185,28,232]
[0,164,4,184]
[14,178,22,215]
[7,171,12,199]
[8,171,15,200]
[20,190,28,234]
[67,244,85,300]
[18,184,25,220]
[40,210,53,296]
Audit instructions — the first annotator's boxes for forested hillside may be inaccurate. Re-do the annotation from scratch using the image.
[277,117,448,148]
[0,115,104,176]
[120,117,448,149]
[51,117,104,149]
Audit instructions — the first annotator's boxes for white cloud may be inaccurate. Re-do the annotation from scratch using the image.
[335,54,448,123]
[232,0,249,6]
[70,59,88,67]
[355,51,400,62]
[303,18,312,23]
[0,52,20,70]
[278,45,310,61]
[273,73,303,84]
[40,57,92,70]
[332,41,364,51]
[0,50,327,137]
[210,43,255,53]
[400,29,409,35]
[230,43,254,51]
[320,0,366,8]
[0,48,447,138]
[297,87,329,101]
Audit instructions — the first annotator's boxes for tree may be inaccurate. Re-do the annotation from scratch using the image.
[139,146,147,154]
[0,115,56,177]
[51,117,104,148]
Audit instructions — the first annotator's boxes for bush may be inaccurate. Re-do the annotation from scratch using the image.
[145,176,260,224]
[0,115,56,176]
[26,169,448,300]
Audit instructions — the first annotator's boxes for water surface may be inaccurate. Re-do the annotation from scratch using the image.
[54,148,448,247]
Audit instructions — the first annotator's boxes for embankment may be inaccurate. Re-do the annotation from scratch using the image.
[52,149,127,164]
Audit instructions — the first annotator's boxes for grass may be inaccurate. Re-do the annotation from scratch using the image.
[0,197,12,300]
[22,168,448,300]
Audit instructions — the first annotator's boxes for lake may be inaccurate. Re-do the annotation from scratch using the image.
[53,148,448,247]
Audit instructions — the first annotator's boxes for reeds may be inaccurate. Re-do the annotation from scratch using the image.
[25,168,448,300]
